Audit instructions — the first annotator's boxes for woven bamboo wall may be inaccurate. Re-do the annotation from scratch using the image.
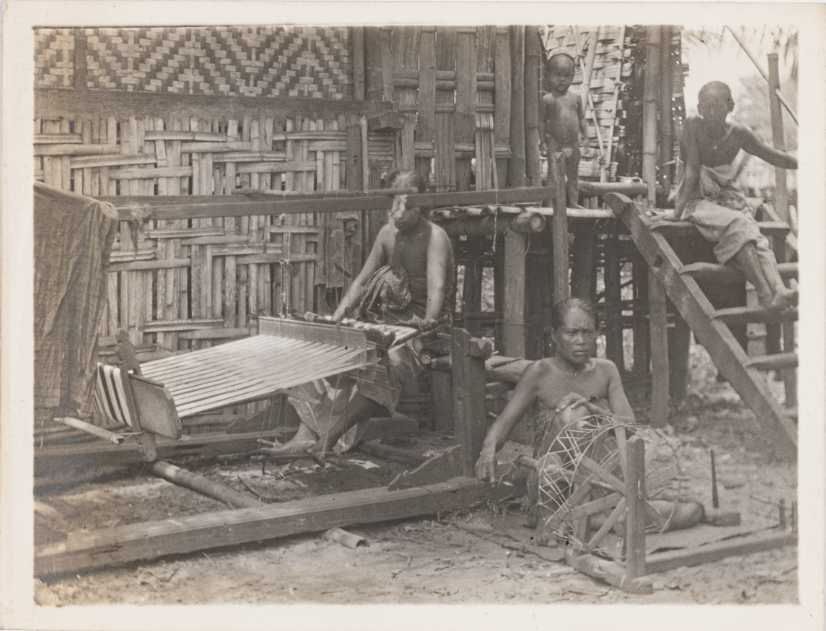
[35,26,353,99]
[364,26,518,192]
[35,109,399,354]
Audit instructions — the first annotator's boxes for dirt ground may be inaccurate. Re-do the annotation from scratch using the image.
[33,344,798,606]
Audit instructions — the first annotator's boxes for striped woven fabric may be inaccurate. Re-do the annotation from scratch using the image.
[140,335,372,418]
[95,363,133,427]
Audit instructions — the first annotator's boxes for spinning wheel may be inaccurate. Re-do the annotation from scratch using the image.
[534,416,680,555]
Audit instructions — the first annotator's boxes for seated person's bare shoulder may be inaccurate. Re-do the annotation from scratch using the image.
[591,357,621,381]
[682,114,703,136]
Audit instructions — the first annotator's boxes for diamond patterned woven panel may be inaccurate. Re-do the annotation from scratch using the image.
[35,26,353,99]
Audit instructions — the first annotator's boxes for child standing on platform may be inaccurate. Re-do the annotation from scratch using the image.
[542,52,589,208]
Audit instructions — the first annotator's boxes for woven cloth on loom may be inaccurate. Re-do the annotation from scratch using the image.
[140,335,373,418]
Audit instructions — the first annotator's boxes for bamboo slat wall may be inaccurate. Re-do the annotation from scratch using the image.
[364,26,522,192]
[35,102,397,353]
[542,25,686,183]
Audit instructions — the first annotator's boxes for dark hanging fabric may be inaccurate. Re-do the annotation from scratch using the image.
[34,182,118,423]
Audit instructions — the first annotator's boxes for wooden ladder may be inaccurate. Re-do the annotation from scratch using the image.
[605,193,797,457]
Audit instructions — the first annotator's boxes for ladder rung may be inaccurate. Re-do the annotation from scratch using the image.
[680,262,798,284]
[783,406,798,420]
[746,352,798,371]
[713,306,798,324]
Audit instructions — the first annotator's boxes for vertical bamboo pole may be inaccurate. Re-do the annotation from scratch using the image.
[551,153,569,303]
[524,26,542,186]
[648,268,669,427]
[642,26,662,208]
[509,26,526,188]
[502,229,527,357]
[659,25,674,196]
[767,53,789,224]
[455,27,477,191]
[579,28,599,112]
[605,224,623,369]
[493,26,511,186]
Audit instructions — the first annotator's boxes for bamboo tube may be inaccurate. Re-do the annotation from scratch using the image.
[54,417,125,445]
[642,25,662,208]
[440,210,546,237]
[149,460,260,509]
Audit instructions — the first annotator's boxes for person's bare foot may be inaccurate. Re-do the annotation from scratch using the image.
[768,286,798,311]
[261,423,318,455]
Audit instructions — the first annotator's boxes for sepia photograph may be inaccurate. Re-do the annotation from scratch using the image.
[2,3,824,630]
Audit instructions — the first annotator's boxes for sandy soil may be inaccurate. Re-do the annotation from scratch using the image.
[33,345,798,606]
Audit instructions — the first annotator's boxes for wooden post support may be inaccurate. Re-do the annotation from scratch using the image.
[648,267,670,426]
[452,328,492,477]
[668,312,690,403]
[767,53,789,224]
[502,229,527,357]
[642,25,662,208]
[604,226,624,369]
[551,152,569,303]
[431,371,453,433]
[625,435,647,579]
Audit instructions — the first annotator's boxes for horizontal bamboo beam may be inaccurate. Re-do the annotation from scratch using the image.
[35,88,394,121]
[645,530,796,574]
[34,429,290,476]
[35,476,490,576]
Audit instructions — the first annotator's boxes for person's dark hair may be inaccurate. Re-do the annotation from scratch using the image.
[548,52,576,73]
[387,170,427,194]
[387,170,429,218]
[551,298,599,331]
[698,81,735,112]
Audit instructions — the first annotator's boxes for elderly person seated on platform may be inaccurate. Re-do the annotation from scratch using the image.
[661,81,797,311]
[267,171,454,455]
[475,298,633,490]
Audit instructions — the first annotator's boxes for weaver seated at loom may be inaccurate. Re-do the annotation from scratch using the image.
[267,171,455,455]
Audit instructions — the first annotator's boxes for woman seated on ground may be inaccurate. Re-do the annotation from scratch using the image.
[475,298,633,487]
[476,297,703,532]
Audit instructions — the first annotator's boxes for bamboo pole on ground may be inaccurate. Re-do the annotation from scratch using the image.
[149,460,260,509]
[642,25,662,208]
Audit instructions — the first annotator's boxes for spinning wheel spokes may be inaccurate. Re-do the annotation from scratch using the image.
[535,417,680,555]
